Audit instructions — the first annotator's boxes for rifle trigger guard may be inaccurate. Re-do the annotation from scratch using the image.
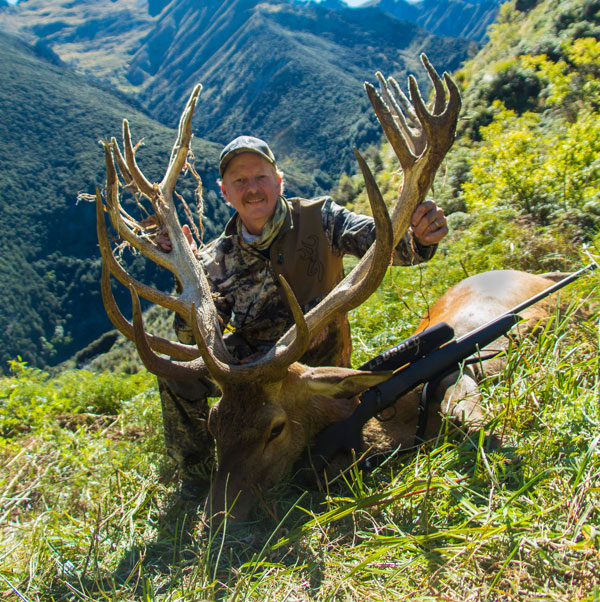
[415,377,441,446]
[374,387,396,422]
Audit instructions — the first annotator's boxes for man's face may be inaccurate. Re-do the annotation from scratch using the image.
[221,153,283,235]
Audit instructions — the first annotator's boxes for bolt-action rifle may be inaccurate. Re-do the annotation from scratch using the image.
[298,264,597,476]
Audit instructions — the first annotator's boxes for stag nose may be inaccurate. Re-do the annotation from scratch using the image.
[204,471,255,524]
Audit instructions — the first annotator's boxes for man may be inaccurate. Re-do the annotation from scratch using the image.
[157,135,448,492]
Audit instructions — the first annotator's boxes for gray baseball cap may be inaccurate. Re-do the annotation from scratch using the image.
[219,135,277,177]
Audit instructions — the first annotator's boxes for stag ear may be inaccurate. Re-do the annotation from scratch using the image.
[301,367,392,399]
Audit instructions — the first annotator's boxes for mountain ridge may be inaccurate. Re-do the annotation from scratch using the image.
[1,0,475,190]
[122,0,474,186]
[298,0,503,41]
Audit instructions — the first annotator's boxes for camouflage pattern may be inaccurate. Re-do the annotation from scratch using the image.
[321,196,435,266]
[174,196,435,353]
[157,377,216,483]
[161,196,436,487]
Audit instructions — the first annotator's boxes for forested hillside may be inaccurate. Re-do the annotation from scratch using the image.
[121,0,472,182]
[0,32,227,370]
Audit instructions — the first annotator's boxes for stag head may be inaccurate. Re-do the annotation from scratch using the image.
[96,54,461,521]
[205,364,394,519]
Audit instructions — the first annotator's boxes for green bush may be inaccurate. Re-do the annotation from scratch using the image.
[0,359,154,439]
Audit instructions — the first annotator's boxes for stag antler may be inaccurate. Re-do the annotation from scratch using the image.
[99,85,316,380]
[98,54,460,386]
[98,85,392,383]
[367,53,461,245]
[274,53,461,350]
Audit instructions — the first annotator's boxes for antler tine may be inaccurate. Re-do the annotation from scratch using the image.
[110,137,134,188]
[376,72,425,158]
[106,137,147,227]
[190,276,311,384]
[407,61,461,150]
[102,141,181,272]
[322,149,392,307]
[420,53,447,115]
[96,187,190,314]
[274,275,311,360]
[104,137,121,230]
[407,75,431,139]
[386,76,419,126]
[122,120,155,199]
[101,263,200,361]
[161,84,202,195]
[129,284,210,380]
[441,72,462,122]
[366,82,416,170]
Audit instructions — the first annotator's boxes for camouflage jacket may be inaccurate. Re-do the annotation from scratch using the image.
[175,196,436,366]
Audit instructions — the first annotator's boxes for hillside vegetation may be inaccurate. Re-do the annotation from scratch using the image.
[346,0,600,277]
[1,0,600,600]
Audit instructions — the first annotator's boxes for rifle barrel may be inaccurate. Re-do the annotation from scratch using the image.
[498,263,597,321]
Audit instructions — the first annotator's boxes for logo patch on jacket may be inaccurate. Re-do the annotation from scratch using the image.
[299,235,325,281]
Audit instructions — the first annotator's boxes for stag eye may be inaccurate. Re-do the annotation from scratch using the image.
[267,421,286,443]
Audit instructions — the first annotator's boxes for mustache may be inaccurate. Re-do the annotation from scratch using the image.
[242,194,266,203]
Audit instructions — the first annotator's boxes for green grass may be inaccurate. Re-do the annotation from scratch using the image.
[2,2,600,596]
[1,254,599,600]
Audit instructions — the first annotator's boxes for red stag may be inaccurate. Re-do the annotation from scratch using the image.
[95,55,561,521]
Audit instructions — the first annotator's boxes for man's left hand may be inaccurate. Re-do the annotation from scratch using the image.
[410,200,448,246]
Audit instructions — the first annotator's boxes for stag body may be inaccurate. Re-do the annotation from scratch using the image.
[360,269,562,456]
[206,270,562,519]
[97,55,463,521]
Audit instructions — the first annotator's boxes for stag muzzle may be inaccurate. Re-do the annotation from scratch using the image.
[205,470,261,524]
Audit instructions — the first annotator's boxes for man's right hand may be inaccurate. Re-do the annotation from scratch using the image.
[155,224,197,254]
